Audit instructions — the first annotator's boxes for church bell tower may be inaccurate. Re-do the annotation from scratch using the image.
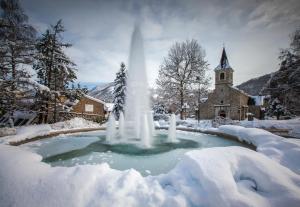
[214,47,234,88]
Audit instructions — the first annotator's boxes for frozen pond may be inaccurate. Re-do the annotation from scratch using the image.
[23,130,252,176]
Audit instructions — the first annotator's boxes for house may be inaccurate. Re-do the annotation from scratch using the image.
[199,47,256,120]
[70,95,106,122]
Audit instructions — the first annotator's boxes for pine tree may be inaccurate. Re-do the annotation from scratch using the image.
[0,0,36,126]
[34,20,78,123]
[265,28,300,117]
[112,62,126,120]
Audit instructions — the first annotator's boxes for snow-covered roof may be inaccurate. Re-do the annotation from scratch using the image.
[230,86,251,97]
[105,103,114,112]
[84,95,106,105]
[252,96,265,106]
[214,47,233,71]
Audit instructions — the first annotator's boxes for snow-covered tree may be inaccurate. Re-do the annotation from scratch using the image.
[266,98,286,120]
[112,62,126,120]
[34,20,78,123]
[156,39,210,119]
[0,0,37,126]
[153,103,167,114]
[265,28,300,117]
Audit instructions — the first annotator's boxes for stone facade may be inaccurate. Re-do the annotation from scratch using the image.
[199,48,250,120]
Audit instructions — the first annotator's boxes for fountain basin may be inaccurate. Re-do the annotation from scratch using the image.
[23,130,252,176]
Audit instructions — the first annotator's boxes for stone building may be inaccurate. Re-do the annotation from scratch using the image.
[199,48,251,120]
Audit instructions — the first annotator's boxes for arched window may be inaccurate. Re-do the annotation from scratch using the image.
[220,72,225,80]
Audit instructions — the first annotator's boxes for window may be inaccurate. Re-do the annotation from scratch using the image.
[220,73,225,80]
[85,104,94,112]
[221,100,223,104]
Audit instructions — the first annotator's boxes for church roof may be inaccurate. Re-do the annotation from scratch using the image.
[214,47,233,71]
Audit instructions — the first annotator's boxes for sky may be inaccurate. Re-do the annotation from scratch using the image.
[21,0,300,88]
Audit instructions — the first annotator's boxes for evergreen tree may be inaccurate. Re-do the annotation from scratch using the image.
[112,62,126,120]
[0,0,36,126]
[265,28,300,117]
[34,20,78,123]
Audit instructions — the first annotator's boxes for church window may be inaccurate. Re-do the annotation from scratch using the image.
[220,73,225,80]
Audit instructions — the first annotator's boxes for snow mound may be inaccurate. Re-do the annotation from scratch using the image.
[51,117,100,130]
[0,144,300,207]
[159,147,300,207]
[239,118,300,138]
[219,125,300,174]
[1,118,100,144]
[0,124,51,144]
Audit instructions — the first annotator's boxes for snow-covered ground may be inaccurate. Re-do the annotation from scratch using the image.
[239,118,300,138]
[0,117,101,144]
[1,118,300,206]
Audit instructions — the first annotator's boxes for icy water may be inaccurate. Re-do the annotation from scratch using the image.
[23,130,251,176]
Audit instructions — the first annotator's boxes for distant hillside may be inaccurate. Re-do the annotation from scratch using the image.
[236,73,272,95]
[88,82,114,103]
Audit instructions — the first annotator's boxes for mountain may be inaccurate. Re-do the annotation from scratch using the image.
[236,73,272,95]
[88,82,114,103]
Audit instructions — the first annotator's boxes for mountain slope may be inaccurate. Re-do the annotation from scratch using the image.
[88,82,114,103]
[236,73,272,95]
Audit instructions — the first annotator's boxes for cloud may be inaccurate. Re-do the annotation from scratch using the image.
[20,0,300,87]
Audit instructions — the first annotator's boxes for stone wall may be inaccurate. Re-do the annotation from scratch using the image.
[199,85,250,120]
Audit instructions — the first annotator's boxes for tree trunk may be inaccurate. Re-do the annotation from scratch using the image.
[180,83,184,120]
[10,52,16,127]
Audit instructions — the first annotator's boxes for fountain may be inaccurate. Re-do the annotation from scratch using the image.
[168,114,177,143]
[106,114,116,142]
[27,24,255,177]
[118,112,125,139]
[124,24,152,144]
[106,24,161,147]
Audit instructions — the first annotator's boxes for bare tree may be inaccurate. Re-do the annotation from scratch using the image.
[156,39,210,119]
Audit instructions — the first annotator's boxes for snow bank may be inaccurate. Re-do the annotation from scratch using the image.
[0,118,100,144]
[156,118,213,130]
[239,118,300,138]
[0,124,51,144]
[51,117,100,131]
[219,125,300,174]
[1,144,300,207]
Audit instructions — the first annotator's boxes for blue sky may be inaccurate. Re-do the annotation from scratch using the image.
[21,0,300,88]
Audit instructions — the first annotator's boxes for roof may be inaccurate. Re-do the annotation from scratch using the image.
[230,86,251,97]
[252,95,265,106]
[105,103,114,112]
[83,95,106,105]
[214,47,233,71]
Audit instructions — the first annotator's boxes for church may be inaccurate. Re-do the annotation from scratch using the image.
[199,48,251,120]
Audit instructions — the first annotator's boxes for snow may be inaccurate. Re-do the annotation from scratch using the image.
[1,117,100,144]
[105,103,114,112]
[1,117,300,206]
[19,77,50,92]
[252,95,265,106]
[218,125,300,174]
[84,94,106,105]
[0,124,52,144]
[1,143,300,207]
[239,118,300,138]
[51,117,100,131]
